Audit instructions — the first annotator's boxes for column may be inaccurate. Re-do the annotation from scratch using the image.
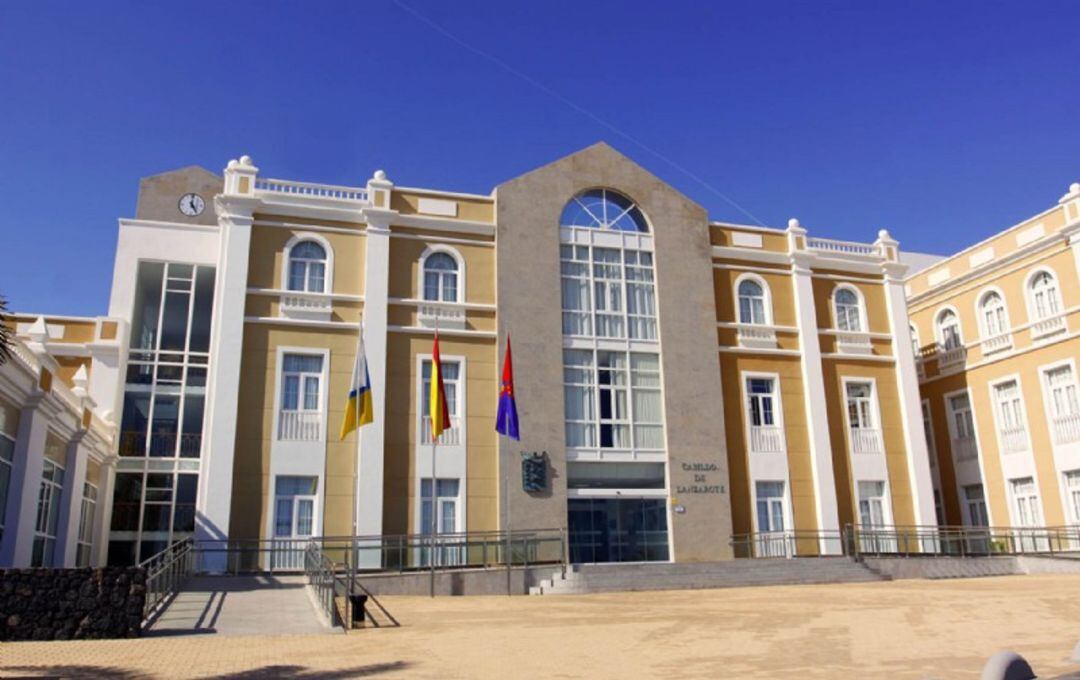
[54,433,89,567]
[354,171,394,567]
[877,231,937,532]
[787,219,841,554]
[197,156,258,571]
[0,399,49,566]
[93,461,116,567]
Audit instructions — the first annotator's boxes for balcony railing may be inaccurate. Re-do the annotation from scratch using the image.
[937,344,967,369]
[1053,412,1080,445]
[1031,313,1066,340]
[254,178,368,202]
[736,324,777,349]
[998,425,1028,454]
[835,332,873,355]
[980,332,1013,355]
[806,237,877,257]
[952,436,978,462]
[280,293,332,321]
[849,427,883,454]
[749,425,784,453]
[420,416,461,446]
[278,411,322,441]
[418,303,466,330]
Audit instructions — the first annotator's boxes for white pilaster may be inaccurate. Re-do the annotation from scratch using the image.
[354,171,394,560]
[787,220,841,553]
[197,156,258,570]
[54,433,89,567]
[878,230,937,532]
[0,399,48,566]
[93,462,116,567]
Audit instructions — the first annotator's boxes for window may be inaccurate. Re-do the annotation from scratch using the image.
[834,288,863,332]
[278,354,324,441]
[1010,477,1042,527]
[274,476,317,539]
[422,252,459,302]
[421,359,461,443]
[287,241,327,293]
[933,489,944,525]
[936,309,962,350]
[979,291,1009,338]
[857,481,889,528]
[910,323,921,355]
[0,432,13,543]
[32,460,65,567]
[746,377,783,453]
[560,244,656,340]
[107,471,197,566]
[947,393,977,457]
[567,498,669,563]
[846,382,875,430]
[755,481,786,533]
[737,278,769,325]
[964,484,989,527]
[921,401,936,466]
[420,478,461,566]
[993,380,1028,454]
[563,350,664,450]
[1046,366,1080,444]
[567,462,666,489]
[559,189,649,232]
[76,482,98,567]
[1065,471,1080,524]
[1029,270,1061,320]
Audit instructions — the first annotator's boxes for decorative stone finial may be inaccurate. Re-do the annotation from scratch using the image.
[227,159,238,169]
[1071,182,1080,195]
[239,155,253,166]
[373,170,387,181]
[787,218,801,230]
[878,229,891,240]
[27,316,48,343]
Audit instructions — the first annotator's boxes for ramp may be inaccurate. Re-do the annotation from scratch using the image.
[145,575,332,636]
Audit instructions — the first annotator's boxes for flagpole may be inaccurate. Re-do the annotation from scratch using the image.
[430,318,438,598]
[352,314,362,570]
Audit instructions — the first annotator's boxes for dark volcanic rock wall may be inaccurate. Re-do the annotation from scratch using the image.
[1,567,146,640]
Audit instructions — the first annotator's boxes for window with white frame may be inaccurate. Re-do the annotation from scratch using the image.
[846,382,881,453]
[278,354,324,441]
[921,400,936,466]
[979,291,1009,338]
[420,478,462,566]
[737,278,769,325]
[746,377,783,453]
[1029,270,1061,320]
[964,484,989,527]
[32,459,65,567]
[834,288,863,332]
[287,241,327,293]
[422,252,460,302]
[755,481,786,533]
[76,482,98,567]
[1065,470,1080,524]
[993,380,1028,454]
[857,481,889,527]
[947,393,977,462]
[910,323,921,355]
[559,188,649,233]
[0,431,12,543]
[421,359,461,442]
[937,309,962,350]
[559,244,656,340]
[1010,477,1042,527]
[273,476,317,539]
[1045,365,1080,445]
[563,350,663,450]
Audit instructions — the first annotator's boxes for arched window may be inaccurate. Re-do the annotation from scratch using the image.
[1029,270,1061,320]
[834,287,863,332]
[979,291,1009,337]
[937,309,962,350]
[910,323,921,355]
[423,252,459,302]
[737,278,769,325]
[287,241,327,293]
[559,189,649,232]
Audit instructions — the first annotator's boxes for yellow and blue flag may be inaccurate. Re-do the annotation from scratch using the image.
[339,328,374,440]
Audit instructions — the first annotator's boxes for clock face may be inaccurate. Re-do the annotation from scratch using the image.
[179,193,205,217]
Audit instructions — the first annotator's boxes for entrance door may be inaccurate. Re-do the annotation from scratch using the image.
[857,481,894,552]
[755,481,789,557]
[272,476,318,570]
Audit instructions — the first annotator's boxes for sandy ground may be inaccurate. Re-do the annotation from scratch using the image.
[4,574,1080,679]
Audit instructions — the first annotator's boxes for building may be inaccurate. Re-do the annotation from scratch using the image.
[1,144,953,568]
[909,183,1080,534]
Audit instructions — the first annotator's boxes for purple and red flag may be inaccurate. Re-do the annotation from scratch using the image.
[495,335,520,440]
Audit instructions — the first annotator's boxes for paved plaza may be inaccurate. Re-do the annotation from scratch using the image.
[4,574,1080,679]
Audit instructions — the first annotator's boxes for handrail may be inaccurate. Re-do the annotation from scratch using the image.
[303,542,341,629]
[139,538,194,624]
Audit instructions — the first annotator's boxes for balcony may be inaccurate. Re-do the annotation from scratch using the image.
[997,425,1028,454]
[278,411,322,441]
[280,293,332,322]
[980,332,1013,356]
[836,332,873,355]
[952,436,978,462]
[849,427,883,454]
[806,237,878,257]
[749,425,784,453]
[418,303,466,330]
[1053,413,1080,445]
[420,416,461,446]
[1031,313,1066,341]
[937,345,967,370]
[736,324,777,350]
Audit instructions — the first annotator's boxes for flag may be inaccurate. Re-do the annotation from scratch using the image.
[428,331,451,443]
[495,335,519,440]
[339,327,374,440]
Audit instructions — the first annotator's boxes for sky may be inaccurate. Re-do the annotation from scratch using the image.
[1,0,1078,316]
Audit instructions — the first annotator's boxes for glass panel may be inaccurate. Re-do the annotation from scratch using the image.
[159,291,191,351]
[119,392,151,457]
[275,476,318,496]
[189,266,216,352]
[274,498,293,537]
[296,499,314,536]
[130,262,164,350]
[149,395,179,457]
[180,395,204,458]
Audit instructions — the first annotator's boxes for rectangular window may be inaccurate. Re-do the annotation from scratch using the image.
[420,359,461,445]
[755,481,786,533]
[32,460,65,567]
[76,482,98,567]
[278,353,324,441]
[0,433,14,543]
[1046,366,1080,445]
[846,382,882,454]
[993,380,1028,454]
[566,462,666,490]
[1010,477,1041,528]
[857,481,888,527]
[273,476,318,539]
[563,349,664,451]
[1065,471,1080,524]
[420,478,461,566]
[964,484,989,527]
[559,244,656,340]
[746,378,783,453]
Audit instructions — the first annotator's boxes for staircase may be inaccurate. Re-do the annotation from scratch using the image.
[529,557,887,595]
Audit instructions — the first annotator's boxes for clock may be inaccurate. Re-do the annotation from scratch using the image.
[179,193,205,216]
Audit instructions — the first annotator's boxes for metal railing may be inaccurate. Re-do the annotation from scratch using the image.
[140,538,194,623]
[730,530,845,558]
[304,542,340,627]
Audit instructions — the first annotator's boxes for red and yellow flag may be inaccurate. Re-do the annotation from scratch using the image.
[429,331,451,442]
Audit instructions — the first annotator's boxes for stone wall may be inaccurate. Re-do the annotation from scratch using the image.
[1,567,146,640]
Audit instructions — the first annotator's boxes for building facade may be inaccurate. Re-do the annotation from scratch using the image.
[910,183,1080,534]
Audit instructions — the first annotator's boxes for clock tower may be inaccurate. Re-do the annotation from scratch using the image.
[134,165,222,226]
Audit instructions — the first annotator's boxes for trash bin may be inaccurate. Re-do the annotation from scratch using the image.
[349,594,368,627]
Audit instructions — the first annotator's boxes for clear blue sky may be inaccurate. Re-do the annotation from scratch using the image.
[2,1,1078,316]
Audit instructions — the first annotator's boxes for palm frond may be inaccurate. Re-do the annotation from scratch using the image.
[0,296,12,365]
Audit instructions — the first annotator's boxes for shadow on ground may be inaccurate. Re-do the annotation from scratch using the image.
[0,661,412,679]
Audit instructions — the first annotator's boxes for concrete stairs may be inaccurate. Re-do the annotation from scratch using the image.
[529,557,887,595]
[861,556,1023,580]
